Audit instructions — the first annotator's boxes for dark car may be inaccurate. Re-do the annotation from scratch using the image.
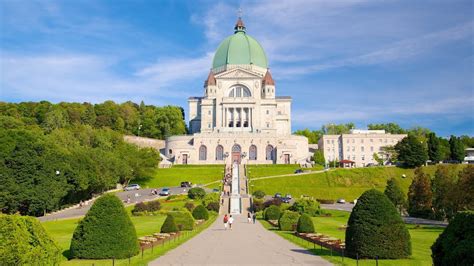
[281,197,291,203]
[274,193,282,199]
[180,181,192,188]
[294,169,303,174]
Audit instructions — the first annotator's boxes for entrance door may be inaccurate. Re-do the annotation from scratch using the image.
[182,154,188,165]
[284,154,290,164]
[231,144,241,164]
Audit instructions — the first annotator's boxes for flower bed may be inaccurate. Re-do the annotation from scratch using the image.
[296,232,345,254]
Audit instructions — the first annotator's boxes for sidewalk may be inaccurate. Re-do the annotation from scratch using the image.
[149,215,332,265]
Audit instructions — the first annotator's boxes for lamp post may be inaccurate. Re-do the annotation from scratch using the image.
[137,124,142,137]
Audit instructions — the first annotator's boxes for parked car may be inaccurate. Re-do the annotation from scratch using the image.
[285,194,292,199]
[281,197,291,203]
[337,198,346,204]
[365,163,375,167]
[294,169,303,174]
[212,188,220,192]
[124,184,141,191]
[159,188,170,196]
[274,193,282,199]
[180,181,192,188]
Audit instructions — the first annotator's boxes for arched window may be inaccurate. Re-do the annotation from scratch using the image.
[199,145,207,161]
[232,144,241,153]
[228,85,251,98]
[266,145,274,161]
[249,145,257,160]
[216,145,224,161]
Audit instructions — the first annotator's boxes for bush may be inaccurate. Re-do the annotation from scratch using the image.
[316,199,335,204]
[160,215,178,233]
[184,202,195,212]
[252,190,266,199]
[166,195,178,201]
[431,211,474,266]
[132,202,148,214]
[264,205,281,220]
[188,187,206,199]
[131,201,161,215]
[192,205,209,220]
[264,198,282,208]
[0,214,61,265]
[279,211,300,231]
[252,199,264,212]
[70,194,139,259]
[297,214,315,233]
[345,189,411,259]
[289,198,321,216]
[147,200,161,211]
[168,211,195,231]
[206,202,220,212]
[202,193,219,207]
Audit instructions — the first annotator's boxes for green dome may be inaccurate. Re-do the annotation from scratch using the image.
[212,19,268,70]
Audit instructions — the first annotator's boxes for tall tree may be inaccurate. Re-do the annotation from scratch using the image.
[408,168,433,219]
[312,149,325,165]
[449,135,465,162]
[432,165,457,220]
[367,123,406,134]
[454,165,474,211]
[322,123,355,135]
[384,178,406,214]
[438,138,451,161]
[395,135,428,168]
[427,132,442,163]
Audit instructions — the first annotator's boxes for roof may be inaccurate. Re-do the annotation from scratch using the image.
[262,70,275,85]
[204,71,216,86]
[339,160,355,163]
[212,18,268,70]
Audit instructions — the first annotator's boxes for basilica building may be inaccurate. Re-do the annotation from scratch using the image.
[165,18,309,165]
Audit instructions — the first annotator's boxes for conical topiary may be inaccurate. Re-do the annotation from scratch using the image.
[70,194,139,259]
[161,215,178,233]
[346,189,411,259]
[296,213,315,233]
[192,205,209,220]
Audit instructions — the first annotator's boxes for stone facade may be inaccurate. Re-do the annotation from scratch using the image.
[165,18,309,165]
[318,129,406,167]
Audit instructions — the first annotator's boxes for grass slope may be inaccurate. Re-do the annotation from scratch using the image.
[247,164,323,178]
[136,165,224,188]
[250,166,445,201]
[262,209,444,266]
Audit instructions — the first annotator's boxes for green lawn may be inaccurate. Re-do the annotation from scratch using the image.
[249,165,450,201]
[136,164,224,188]
[42,196,213,265]
[261,209,444,266]
[247,164,324,178]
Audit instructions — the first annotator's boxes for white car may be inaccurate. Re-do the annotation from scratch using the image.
[337,198,346,204]
[124,184,141,191]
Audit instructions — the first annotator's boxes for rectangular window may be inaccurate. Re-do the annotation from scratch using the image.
[352,147,355,152]
[361,147,365,152]
[266,110,269,115]
[370,139,373,142]
[352,139,355,143]
[362,155,365,160]
[352,156,356,160]
[361,139,364,143]
[331,140,334,144]
[347,146,350,151]
[327,140,330,144]
[266,122,270,128]
[208,110,211,115]
[370,146,374,152]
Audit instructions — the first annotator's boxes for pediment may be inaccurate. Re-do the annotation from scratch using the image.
[215,68,263,80]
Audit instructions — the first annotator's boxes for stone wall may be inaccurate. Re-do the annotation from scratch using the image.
[123,135,165,151]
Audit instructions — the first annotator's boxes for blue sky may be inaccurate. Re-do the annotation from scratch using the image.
[0,0,473,137]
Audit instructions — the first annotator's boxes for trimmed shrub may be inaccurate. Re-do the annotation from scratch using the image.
[202,193,219,207]
[252,190,266,199]
[431,211,474,266]
[192,205,209,220]
[131,200,161,215]
[252,199,264,212]
[132,202,147,214]
[345,189,411,259]
[147,200,161,211]
[188,187,206,199]
[297,214,315,233]
[168,211,195,231]
[166,195,178,201]
[206,202,220,212]
[70,194,139,259]
[279,211,300,231]
[160,215,178,233]
[264,198,282,208]
[184,202,195,212]
[0,214,61,265]
[264,205,281,221]
[289,198,321,216]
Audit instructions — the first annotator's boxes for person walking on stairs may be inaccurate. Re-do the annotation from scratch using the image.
[228,215,234,230]
[223,214,228,230]
[247,212,252,223]
[252,212,256,224]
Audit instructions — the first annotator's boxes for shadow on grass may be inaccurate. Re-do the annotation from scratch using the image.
[62,249,71,260]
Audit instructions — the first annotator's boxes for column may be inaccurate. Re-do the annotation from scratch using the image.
[232,108,235,128]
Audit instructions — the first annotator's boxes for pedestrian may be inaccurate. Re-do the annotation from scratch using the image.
[247,212,251,223]
[228,215,234,230]
[252,212,256,224]
[221,198,224,205]
[223,214,229,230]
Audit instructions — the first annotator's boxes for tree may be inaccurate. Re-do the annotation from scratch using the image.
[278,211,300,231]
[454,165,474,211]
[188,187,206,199]
[449,135,465,162]
[384,178,406,214]
[264,205,281,220]
[293,129,322,144]
[161,215,178,233]
[367,123,406,134]
[432,165,457,220]
[379,145,398,164]
[438,138,451,161]
[312,149,325,165]
[427,132,442,163]
[0,214,61,265]
[373,152,384,165]
[395,135,428,168]
[296,214,315,233]
[346,189,411,259]
[322,123,355,135]
[408,168,433,219]
[289,198,321,216]
[431,211,474,266]
[459,135,474,148]
[252,190,266,199]
[192,205,209,220]
[70,194,139,259]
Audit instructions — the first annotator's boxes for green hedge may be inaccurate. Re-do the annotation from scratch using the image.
[345,189,411,259]
[264,205,281,220]
[192,205,209,220]
[188,187,206,199]
[252,190,266,199]
[431,211,474,266]
[160,215,178,233]
[70,194,139,259]
[297,214,315,233]
[289,198,321,216]
[279,211,300,231]
[0,214,61,265]
[168,211,195,231]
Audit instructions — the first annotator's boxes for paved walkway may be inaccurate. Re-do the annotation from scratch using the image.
[150,215,332,266]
